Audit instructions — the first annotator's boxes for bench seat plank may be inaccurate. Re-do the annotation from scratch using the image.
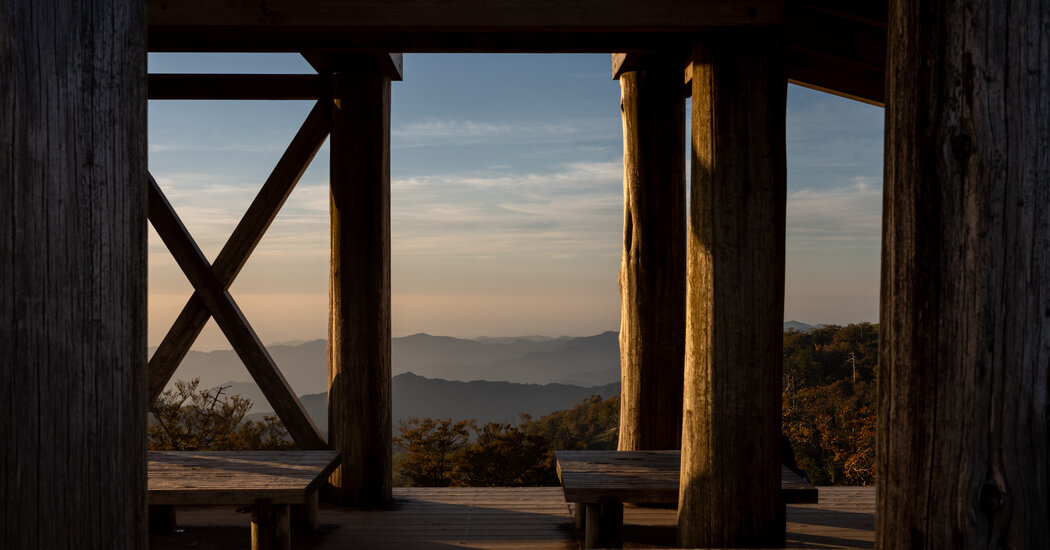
[556,450,818,504]
[148,451,340,506]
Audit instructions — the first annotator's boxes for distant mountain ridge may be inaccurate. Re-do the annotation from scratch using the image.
[242,373,621,435]
[165,332,621,394]
[162,323,819,395]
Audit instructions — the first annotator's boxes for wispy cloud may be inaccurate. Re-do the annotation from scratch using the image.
[392,118,614,147]
[392,161,623,259]
[786,177,882,247]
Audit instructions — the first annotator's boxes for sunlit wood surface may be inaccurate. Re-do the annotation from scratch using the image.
[149,486,875,549]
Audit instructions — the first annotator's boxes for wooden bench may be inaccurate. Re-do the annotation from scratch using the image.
[555,450,818,549]
[148,450,340,550]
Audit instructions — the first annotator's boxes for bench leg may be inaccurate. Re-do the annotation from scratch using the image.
[148,505,177,534]
[251,500,291,550]
[600,501,624,548]
[584,503,601,549]
[574,503,585,531]
[292,490,320,532]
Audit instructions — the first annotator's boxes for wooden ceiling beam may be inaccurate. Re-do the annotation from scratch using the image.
[148,0,783,53]
[301,53,404,80]
[148,74,323,100]
[614,0,886,106]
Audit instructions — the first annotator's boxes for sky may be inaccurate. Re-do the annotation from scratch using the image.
[147,53,884,351]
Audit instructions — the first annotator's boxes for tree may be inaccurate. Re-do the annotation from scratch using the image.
[457,422,558,486]
[148,378,296,451]
[393,417,473,487]
[149,378,252,450]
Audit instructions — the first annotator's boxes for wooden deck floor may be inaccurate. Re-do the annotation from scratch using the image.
[149,486,874,549]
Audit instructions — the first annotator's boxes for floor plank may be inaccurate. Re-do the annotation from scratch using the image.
[149,486,875,549]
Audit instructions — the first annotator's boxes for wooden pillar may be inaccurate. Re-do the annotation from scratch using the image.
[0,1,147,548]
[878,0,1050,547]
[327,56,393,506]
[251,500,291,550]
[678,31,786,548]
[616,58,686,451]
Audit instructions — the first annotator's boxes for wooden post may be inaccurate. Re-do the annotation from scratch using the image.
[584,504,601,549]
[0,0,147,548]
[678,31,786,548]
[251,500,291,550]
[616,57,686,452]
[878,0,1050,547]
[291,491,320,532]
[327,56,393,506]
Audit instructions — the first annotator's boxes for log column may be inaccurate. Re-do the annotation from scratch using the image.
[878,0,1050,546]
[616,58,686,451]
[327,57,393,505]
[678,31,786,547]
[0,0,147,547]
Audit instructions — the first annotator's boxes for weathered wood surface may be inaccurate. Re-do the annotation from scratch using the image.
[557,451,816,504]
[251,500,291,550]
[150,486,876,549]
[680,30,787,548]
[878,0,1050,547]
[617,59,686,452]
[147,176,327,449]
[0,0,148,547]
[148,451,340,506]
[147,102,329,404]
[148,0,781,52]
[616,1,885,105]
[327,57,393,505]
[148,74,324,100]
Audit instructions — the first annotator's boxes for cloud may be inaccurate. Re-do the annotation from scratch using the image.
[786,177,883,246]
[392,118,613,147]
[392,161,624,259]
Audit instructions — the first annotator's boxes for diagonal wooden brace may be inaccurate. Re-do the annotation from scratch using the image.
[148,101,329,403]
[147,174,327,450]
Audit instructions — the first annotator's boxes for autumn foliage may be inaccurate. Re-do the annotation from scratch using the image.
[148,378,295,451]
[782,323,878,485]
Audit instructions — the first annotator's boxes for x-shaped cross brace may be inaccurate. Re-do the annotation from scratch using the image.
[147,101,329,450]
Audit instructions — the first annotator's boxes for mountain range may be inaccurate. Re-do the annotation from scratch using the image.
[158,322,816,424]
[239,373,620,434]
[160,331,622,396]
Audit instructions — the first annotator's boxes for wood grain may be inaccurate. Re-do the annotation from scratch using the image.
[148,451,340,506]
[149,0,782,52]
[147,102,329,404]
[251,500,291,550]
[679,30,787,548]
[150,486,877,549]
[327,58,393,505]
[148,176,327,450]
[878,0,1050,546]
[617,59,687,453]
[557,451,816,505]
[0,0,148,547]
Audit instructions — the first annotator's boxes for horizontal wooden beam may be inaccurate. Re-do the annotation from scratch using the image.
[626,0,886,106]
[301,53,404,81]
[148,74,324,100]
[787,47,884,106]
[148,0,783,53]
[676,54,884,107]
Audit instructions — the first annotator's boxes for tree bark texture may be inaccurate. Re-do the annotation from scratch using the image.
[327,59,393,506]
[878,0,1050,547]
[678,32,787,548]
[0,1,147,548]
[617,61,686,451]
